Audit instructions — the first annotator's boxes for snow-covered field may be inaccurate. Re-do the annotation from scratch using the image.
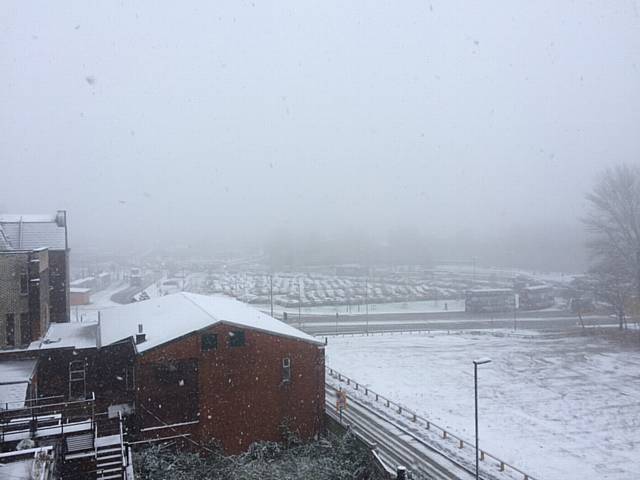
[326,330,640,480]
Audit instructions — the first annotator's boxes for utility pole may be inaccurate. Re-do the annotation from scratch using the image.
[472,257,477,286]
[298,278,302,326]
[270,274,274,318]
[365,277,369,335]
[473,358,491,480]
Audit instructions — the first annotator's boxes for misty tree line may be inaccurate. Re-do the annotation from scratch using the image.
[584,163,640,329]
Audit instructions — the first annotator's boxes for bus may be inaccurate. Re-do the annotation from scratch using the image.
[465,288,516,313]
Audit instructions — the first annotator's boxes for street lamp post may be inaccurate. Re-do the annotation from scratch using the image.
[269,274,274,318]
[298,278,302,326]
[473,358,491,480]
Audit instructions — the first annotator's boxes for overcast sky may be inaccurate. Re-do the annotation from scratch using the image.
[2,1,639,269]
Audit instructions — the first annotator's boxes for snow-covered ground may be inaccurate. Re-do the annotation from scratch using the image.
[70,280,129,322]
[326,330,640,480]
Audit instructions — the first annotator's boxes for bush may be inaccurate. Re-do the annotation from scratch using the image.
[134,433,382,480]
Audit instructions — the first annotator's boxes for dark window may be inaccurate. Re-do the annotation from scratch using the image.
[125,365,135,391]
[201,333,218,351]
[229,330,245,347]
[154,362,180,384]
[282,357,291,383]
[20,273,28,295]
[20,313,30,345]
[6,314,15,346]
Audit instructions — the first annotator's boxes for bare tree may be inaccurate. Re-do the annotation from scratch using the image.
[584,164,640,328]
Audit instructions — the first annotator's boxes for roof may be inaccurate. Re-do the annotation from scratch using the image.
[70,287,92,293]
[0,213,66,250]
[466,288,514,294]
[523,284,552,291]
[0,359,38,408]
[31,322,99,350]
[100,292,323,352]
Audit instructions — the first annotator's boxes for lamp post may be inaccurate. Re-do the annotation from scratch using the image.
[473,358,491,480]
[269,274,274,318]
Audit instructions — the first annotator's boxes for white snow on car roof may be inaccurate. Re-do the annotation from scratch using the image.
[100,292,323,352]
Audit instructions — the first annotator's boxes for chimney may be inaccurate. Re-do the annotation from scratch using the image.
[135,323,146,344]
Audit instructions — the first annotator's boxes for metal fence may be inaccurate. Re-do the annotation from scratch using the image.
[326,367,539,480]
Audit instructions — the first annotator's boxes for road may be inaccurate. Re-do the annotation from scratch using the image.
[291,310,616,336]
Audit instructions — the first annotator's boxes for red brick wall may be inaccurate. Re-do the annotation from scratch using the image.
[136,324,325,453]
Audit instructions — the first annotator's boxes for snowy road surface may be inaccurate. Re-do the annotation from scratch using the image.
[326,330,640,480]
[326,385,480,480]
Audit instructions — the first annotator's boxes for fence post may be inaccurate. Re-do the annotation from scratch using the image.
[442,430,447,439]
[458,439,464,449]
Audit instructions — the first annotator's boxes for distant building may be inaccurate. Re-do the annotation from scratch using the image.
[70,287,91,306]
[130,267,142,287]
[0,212,70,323]
[518,285,554,310]
[465,288,516,313]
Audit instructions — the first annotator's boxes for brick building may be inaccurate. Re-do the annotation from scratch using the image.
[28,292,325,453]
[0,212,70,324]
[0,248,50,348]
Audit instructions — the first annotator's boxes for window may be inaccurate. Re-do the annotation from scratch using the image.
[228,330,245,347]
[20,313,30,345]
[125,365,135,391]
[6,314,15,346]
[282,357,291,383]
[20,272,28,295]
[201,333,218,351]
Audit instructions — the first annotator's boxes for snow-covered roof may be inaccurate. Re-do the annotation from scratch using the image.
[31,322,99,351]
[0,359,37,408]
[466,288,513,294]
[523,284,552,291]
[0,214,66,250]
[70,287,92,293]
[0,214,58,223]
[100,292,323,353]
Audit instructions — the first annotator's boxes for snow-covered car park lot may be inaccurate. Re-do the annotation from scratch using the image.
[326,329,640,480]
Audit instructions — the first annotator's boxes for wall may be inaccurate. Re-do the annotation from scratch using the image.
[48,250,69,323]
[0,250,49,347]
[136,325,325,453]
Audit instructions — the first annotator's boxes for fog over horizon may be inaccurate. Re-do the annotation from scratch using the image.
[3,1,640,272]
